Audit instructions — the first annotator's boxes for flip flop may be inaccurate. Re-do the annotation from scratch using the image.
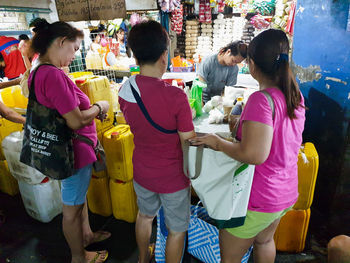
[137,243,155,263]
[89,250,108,263]
[85,231,111,247]
[148,243,155,262]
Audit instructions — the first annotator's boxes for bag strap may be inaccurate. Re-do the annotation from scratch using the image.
[130,83,177,134]
[72,133,95,147]
[29,63,57,102]
[260,90,275,120]
[183,141,203,180]
[232,90,275,138]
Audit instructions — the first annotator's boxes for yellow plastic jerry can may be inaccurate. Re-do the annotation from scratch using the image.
[103,125,134,181]
[293,143,319,210]
[0,118,23,160]
[76,76,114,133]
[274,208,311,252]
[109,179,138,223]
[0,160,18,196]
[87,175,112,217]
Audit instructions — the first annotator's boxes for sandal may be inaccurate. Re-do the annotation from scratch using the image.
[89,251,108,263]
[138,243,155,263]
[148,243,155,262]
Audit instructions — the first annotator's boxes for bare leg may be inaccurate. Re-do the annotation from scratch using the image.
[62,204,107,263]
[165,230,186,263]
[253,218,280,263]
[135,212,154,263]
[81,202,93,244]
[219,229,254,263]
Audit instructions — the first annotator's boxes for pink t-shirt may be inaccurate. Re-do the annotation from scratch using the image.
[236,88,305,213]
[28,65,97,169]
[119,75,194,193]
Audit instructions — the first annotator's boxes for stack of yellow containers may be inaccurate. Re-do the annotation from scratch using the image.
[77,75,138,222]
[0,85,27,196]
[103,125,138,223]
[274,142,319,252]
[76,75,115,217]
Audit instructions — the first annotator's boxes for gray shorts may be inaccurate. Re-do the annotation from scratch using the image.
[133,180,190,233]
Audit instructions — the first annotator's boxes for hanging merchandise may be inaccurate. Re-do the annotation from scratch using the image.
[159,0,181,12]
[129,13,142,27]
[171,4,184,35]
[107,19,123,37]
[199,0,212,23]
[253,0,276,16]
[250,14,270,30]
[224,0,242,8]
[285,0,296,35]
[217,0,226,13]
[272,0,294,33]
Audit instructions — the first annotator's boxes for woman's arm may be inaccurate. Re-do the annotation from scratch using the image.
[0,78,21,89]
[0,102,25,124]
[178,130,196,146]
[191,120,273,165]
[62,100,109,130]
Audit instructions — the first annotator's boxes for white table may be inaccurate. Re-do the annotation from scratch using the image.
[162,72,197,83]
[193,113,230,134]
[162,72,259,89]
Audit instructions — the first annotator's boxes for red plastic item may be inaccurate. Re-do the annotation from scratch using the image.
[41,177,49,184]
[75,79,86,85]
[163,79,185,89]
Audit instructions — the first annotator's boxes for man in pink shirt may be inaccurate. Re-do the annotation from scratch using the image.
[119,21,195,263]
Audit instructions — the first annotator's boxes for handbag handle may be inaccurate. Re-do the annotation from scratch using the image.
[183,141,203,180]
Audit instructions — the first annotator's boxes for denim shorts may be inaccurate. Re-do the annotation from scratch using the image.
[61,164,92,206]
[133,180,190,233]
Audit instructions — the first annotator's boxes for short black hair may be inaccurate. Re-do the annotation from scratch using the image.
[128,20,169,65]
[19,34,29,41]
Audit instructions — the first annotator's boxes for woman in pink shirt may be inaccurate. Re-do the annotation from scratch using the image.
[192,29,305,262]
[29,20,109,263]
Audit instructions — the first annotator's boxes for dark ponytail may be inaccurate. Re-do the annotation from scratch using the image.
[220,40,248,59]
[248,29,301,119]
[31,21,84,56]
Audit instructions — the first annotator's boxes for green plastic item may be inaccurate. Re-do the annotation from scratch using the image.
[190,79,206,117]
[189,99,195,109]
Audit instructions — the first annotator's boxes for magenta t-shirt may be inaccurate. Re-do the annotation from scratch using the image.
[236,88,305,213]
[28,65,97,169]
[119,75,194,193]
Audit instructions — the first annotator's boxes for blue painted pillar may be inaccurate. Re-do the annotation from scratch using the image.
[292,0,350,237]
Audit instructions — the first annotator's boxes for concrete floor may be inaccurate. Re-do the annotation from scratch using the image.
[0,192,327,263]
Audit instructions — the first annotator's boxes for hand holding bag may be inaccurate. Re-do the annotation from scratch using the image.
[183,141,255,229]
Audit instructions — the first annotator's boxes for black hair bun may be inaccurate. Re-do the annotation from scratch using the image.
[32,19,50,33]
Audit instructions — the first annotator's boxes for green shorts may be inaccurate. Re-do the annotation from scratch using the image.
[225,206,292,239]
